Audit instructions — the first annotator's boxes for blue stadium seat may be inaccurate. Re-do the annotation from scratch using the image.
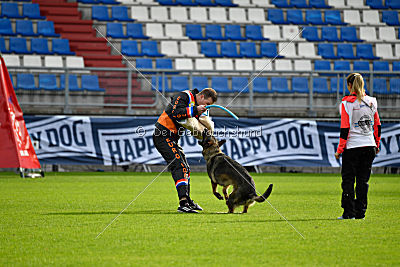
[373,78,388,94]
[356,44,379,60]
[225,25,246,40]
[1,3,23,18]
[156,58,173,69]
[215,0,237,7]
[0,19,15,36]
[100,0,120,4]
[78,0,97,3]
[373,61,390,76]
[318,43,338,59]
[221,42,241,58]
[292,77,309,93]
[389,78,400,94]
[271,0,290,8]
[341,27,362,42]
[17,73,38,90]
[313,77,330,94]
[205,25,226,40]
[37,21,60,37]
[107,23,126,38]
[195,0,217,6]
[22,3,45,19]
[305,10,326,25]
[142,41,164,57]
[39,74,60,91]
[331,77,346,94]
[302,27,321,41]
[126,24,149,39]
[287,10,306,25]
[325,10,346,25]
[271,77,289,93]
[136,58,153,69]
[291,0,309,8]
[260,42,284,58]
[111,6,134,21]
[31,38,53,55]
[252,77,270,93]
[158,0,177,5]
[121,40,142,56]
[0,37,9,53]
[309,0,331,8]
[10,38,31,54]
[232,77,249,93]
[240,43,262,58]
[82,75,105,92]
[314,60,332,76]
[366,0,387,9]
[201,42,221,57]
[61,75,81,91]
[171,76,189,91]
[16,20,38,36]
[387,0,400,8]
[176,0,197,6]
[321,27,340,42]
[192,76,208,89]
[52,39,75,55]
[92,6,111,21]
[353,61,370,74]
[334,61,351,72]
[186,24,206,40]
[337,44,358,59]
[268,10,288,24]
[382,11,400,26]
[245,25,267,40]
[151,76,170,92]
[393,62,400,72]
[211,77,230,92]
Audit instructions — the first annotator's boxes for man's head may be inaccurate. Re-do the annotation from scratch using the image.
[196,88,217,106]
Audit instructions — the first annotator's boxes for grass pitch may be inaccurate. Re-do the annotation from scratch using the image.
[0,171,399,266]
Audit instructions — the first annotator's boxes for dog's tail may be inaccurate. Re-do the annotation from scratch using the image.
[254,184,273,203]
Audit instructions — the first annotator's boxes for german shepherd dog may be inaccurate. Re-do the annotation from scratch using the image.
[198,130,273,213]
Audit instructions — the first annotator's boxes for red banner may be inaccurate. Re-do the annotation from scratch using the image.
[0,56,41,169]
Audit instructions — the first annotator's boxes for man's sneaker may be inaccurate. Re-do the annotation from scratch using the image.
[355,215,365,220]
[337,215,355,220]
[188,198,203,211]
[177,203,198,213]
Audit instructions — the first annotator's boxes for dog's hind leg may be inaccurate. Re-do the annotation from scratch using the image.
[226,186,238,213]
[222,185,230,200]
[242,205,249,213]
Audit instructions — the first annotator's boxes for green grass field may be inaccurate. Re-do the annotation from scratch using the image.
[1,172,399,266]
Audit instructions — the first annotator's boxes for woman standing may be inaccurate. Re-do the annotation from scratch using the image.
[334,73,381,220]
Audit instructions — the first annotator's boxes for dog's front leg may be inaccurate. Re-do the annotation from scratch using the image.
[211,181,224,200]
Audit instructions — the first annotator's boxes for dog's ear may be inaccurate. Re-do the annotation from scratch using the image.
[218,140,226,147]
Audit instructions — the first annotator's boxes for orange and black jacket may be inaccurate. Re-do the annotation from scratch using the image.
[155,89,200,139]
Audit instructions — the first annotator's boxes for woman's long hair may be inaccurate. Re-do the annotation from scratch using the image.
[347,73,365,102]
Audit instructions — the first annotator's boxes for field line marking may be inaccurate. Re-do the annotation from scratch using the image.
[93,27,171,106]
[225,27,305,109]
[222,157,306,240]
[95,159,175,239]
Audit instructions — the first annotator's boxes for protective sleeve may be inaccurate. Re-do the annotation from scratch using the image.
[337,102,350,154]
[373,110,381,149]
[167,93,199,121]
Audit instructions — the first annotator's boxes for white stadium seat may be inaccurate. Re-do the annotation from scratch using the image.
[215,59,234,71]
[274,59,293,71]
[359,27,378,42]
[210,7,229,23]
[175,58,193,70]
[195,58,213,70]
[263,25,281,40]
[131,6,151,21]
[165,24,188,40]
[160,41,180,57]
[190,7,208,23]
[181,41,203,57]
[235,59,253,71]
[146,23,167,39]
[376,44,395,60]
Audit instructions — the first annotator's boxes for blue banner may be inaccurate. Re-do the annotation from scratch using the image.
[24,116,400,167]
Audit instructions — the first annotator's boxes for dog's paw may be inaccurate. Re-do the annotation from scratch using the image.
[214,192,224,200]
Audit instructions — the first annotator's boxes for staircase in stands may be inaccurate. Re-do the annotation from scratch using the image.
[33,0,154,107]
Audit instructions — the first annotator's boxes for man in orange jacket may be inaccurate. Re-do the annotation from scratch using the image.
[153,88,217,213]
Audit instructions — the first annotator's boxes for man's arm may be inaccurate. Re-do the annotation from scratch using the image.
[167,93,199,121]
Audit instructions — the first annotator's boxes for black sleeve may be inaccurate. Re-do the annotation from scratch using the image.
[167,92,198,121]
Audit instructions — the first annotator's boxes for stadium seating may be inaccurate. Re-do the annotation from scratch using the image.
[0,19,15,36]
[252,77,269,93]
[171,76,189,91]
[211,77,230,92]
[37,21,60,37]
[268,9,288,24]
[318,44,339,59]
[245,25,267,40]
[313,77,330,94]
[39,74,60,91]
[82,75,105,92]
[334,61,351,72]
[17,73,38,90]
[195,58,213,70]
[292,77,309,93]
[52,39,75,55]
[302,27,321,42]
[390,79,400,94]
[156,58,173,70]
[121,40,142,56]
[205,25,227,40]
[107,23,126,38]
[305,10,326,25]
[111,6,134,21]
[321,27,340,42]
[221,42,241,58]
[10,38,31,54]
[31,39,52,55]
[337,44,358,59]
[22,3,45,19]
[192,76,209,89]
[373,78,388,94]
[136,58,153,69]
[1,3,24,18]
[126,24,149,39]
[231,76,249,92]
[260,43,283,58]
[16,20,38,37]
[353,61,370,74]
[356,44,379,59]
[240,43,262,58]
[382,11,400,26]
[201,42,221,57]
[225,25,246,40]
[341,27,363,42]
[287,9,306,25]
[61,75,82,91]
[0,38,9,54]
[271,77,290,93]
[186,24,206,40]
